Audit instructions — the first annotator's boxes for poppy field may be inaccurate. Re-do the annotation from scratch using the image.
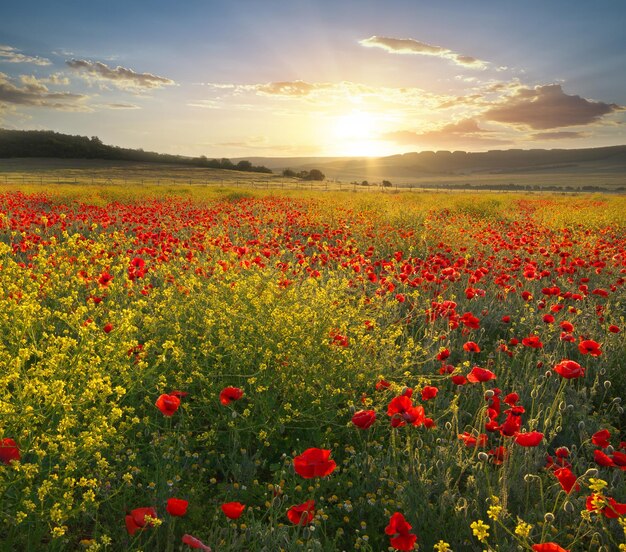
[0,186,625,551]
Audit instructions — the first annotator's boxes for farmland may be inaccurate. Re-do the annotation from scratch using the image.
[0,184,625,551]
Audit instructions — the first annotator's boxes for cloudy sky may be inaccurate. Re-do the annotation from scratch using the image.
[1,0,625,157]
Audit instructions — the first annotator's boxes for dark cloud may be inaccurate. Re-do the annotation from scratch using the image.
[0,72,88,110]
[0,45,51,66]
[383,118,509,147]
[66,59,175,90]
[359,36,487,68]
[484,84,622,129]
[531,131,588,140]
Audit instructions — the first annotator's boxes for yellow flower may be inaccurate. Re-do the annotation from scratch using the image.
[434,540,452,551]
[514,520,533,538]
[487,505,503,520]
[470,520,490,543]
[588,478,608,493]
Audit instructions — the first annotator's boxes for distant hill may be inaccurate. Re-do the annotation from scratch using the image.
[0,129,272,174]
[234,146,626,182]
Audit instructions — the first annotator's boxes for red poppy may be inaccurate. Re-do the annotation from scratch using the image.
[522,336,543,349]
[221,502,245,519]
[542,314,555,324]
[376,379,391,390]
[559,321,574,332]
[501,316,511,323]
[219,386,243,406]
[0,438,20,464]
[166,498,188,517]
[503,392,519,406]
[182,534,212,550]
[125,507,158,536]
[387,396,425,427]
[351,410,376,429]
[515,431,543,447]
[608,325,620,333]
[592,429,611,448]
[578,339,602,356]
[532,543,569,552]
[594,449,615,467]
[385,512,417,551]
[611,451,626,469]
[98,271,113,286]
[553,360,585,379]
[553,467,580,494]
[293,448,336,479]
[458,432,488,448]
[287,500,315,525]
[586,494,626,518]
[421,386,438,400]
[436,348,450,361]
[488,446,508,465]
[155,393,181,416]
[463,341,481,353]
[467,366,496,383]
[451,374,468,385]
[103,322,114,334]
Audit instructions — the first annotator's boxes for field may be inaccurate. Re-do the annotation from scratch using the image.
[0,183,625,551]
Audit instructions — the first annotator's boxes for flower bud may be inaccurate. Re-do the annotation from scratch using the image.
[544,512,554,523]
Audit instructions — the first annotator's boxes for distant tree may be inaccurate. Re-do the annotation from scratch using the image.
[236,160,252,171]
[282,168,296,177]
[304,169,325,181]
[382,180,392,187]
[361,180,369,186]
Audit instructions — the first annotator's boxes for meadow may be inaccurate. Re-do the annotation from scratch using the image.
[0,183,625,551]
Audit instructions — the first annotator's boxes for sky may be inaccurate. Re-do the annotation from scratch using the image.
[1,0,625,158]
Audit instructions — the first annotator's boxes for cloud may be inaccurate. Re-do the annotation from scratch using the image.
[382,118,509,147]
[0,45,51,66]
[0,72,89,111]
[66,59,175,90]
[101,102,141,110]
[531,130,588,140]
[484,84,623,129]
[256,80,330,96]
[359,36,487,69]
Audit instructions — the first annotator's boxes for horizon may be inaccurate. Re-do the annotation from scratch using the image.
[1,1,625,158]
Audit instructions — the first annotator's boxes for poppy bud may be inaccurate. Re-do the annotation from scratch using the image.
[604,381,611,389]
[563,501,574,513]
[578,421,585,430]
[544,513,554,523]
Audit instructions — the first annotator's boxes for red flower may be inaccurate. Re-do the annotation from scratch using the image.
[553,467,580,494]
[501,315,511,323]
[532,543,569,552]
[0,438,20,464]
[515,431,543,447]
[458,432,488,448]
[592,429,611,448]
[578,339,602,356]
[125,507,158,536]
[542,314,555,324]
[451,374,468,385]
[182,534,212,550]
[221,502,245,519]
[293,448,336,479]
[166,498,188,517]
[421,386,438,401]
[219,386,243,406]
[98,271,113,286]
[436,348,450,361]
[385,512,417,551]
[522,335,543,349]
[594,449,614,467]
[375,379,391,390]
[463,341,481,353]
[467,366,496,383]
[103,322,114,334]
[155,393,181,416]
[586,494,626,518]
[351,410,376,429]
[287,500,315,525]
[559,321,574,332]
[387,396,425,428]
[503,392,519,406]
[611,451,626,469]
[553,360,585,379]
[608,325,620,333]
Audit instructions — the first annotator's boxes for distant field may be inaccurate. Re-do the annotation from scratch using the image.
[1,158,625,192]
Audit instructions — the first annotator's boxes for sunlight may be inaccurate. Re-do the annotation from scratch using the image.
[330,110,390,156]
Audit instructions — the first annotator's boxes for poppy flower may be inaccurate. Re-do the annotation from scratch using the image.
[385,512,417,551]
[608,325,620,333]
[421,386,438,400]
[387,396,425,427]
[0,438,20,464]
[182,534,212,550]
[592,429,611,448]
[436,348,450,361]
[503,393,519,406]
[611,451,626,469]
[351,410,376,429]
[375,379,391,390]
[499,411,523,437]
[458,432,488,448]
[219,386,243,406]
[103,322,114,334]
[593,449,614,467]
[522,336,543,349]
[586,494,626,518]
[501,316,510,323]
[287,500,315,525]
[467,366,496,383]
[463,341,481,353]
[553,360,585,379]
[98,271,113,286]
[221,502,245,519]
[293,448,336,479]
[553,467,580,494]
[488,446,508,465]
[451,375,468,386]
[125,507,158,536]
[542,314,555,324]
[515,431,544,447]
[578,339,602,356]
[532,543,569,552]
[166,498,188,517]
[559,321,574,333]
[155,393,181,416]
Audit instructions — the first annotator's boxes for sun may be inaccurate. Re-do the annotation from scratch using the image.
[330,110,389,156]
